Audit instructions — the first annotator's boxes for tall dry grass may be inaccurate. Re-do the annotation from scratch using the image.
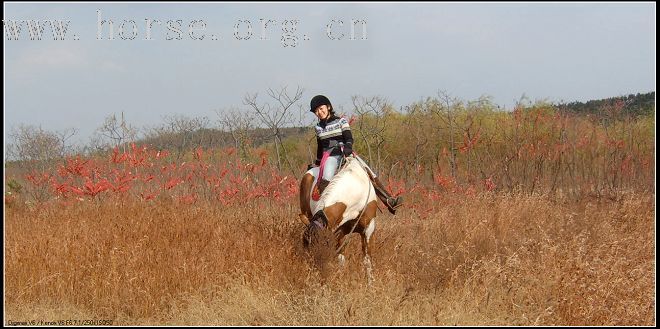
[4,192,655,325]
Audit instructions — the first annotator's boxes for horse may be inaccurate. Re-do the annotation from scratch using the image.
[298,156,378,284]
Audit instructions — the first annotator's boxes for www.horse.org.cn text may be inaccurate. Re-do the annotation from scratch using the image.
[2,9,368,48]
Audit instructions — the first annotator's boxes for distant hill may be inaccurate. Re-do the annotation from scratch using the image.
[137,126,312,151]
[556,91,655,117]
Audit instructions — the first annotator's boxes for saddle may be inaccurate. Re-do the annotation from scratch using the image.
[311,149,350,201]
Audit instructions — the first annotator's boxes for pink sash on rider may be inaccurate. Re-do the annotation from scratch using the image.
[311,150,332,201]
[316,150,331,187]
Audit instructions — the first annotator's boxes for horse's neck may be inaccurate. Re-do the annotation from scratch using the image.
[331,159,359,182]
[339,157,360,174]
[319,159,365,203]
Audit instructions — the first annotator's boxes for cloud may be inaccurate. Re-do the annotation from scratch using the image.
[98,59,127,73]
[14,43,88,70]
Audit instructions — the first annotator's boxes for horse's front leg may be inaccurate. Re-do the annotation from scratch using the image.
[334,224,354,268]
[361,219,376,286]
[337,253,346,267]
[358,201,378,285]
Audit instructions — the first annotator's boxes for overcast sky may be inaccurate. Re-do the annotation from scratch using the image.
[3,2,656,145]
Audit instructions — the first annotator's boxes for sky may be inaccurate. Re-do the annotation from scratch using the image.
[3,2,656,146]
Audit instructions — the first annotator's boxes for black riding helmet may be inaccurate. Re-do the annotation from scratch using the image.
[310,95,332,113]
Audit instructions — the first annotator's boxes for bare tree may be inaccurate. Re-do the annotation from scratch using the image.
[351,95,392,174]
[94,112,138,152]
[56,128,79,157]
[87,133,111,155]
[431,91,463,180]
[466,96,499,185]
[402,104,429,179]
[160,114,209,158]
[215,108,255,159]
[243,86,304,173]
[7,124,77,171]
[293,103,318,163]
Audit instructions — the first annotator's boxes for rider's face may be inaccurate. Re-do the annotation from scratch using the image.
[314,104,330,120]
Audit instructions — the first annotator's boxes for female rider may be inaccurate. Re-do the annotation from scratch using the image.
[310,94,403,214]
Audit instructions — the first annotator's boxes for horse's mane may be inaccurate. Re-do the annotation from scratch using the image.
[318,157,366,205]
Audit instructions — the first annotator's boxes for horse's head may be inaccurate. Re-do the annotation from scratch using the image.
[302,209,329,248]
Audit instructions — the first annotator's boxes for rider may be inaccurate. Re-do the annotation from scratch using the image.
[310,94,403,214]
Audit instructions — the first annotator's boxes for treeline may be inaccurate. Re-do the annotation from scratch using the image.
[557,91,655,117]
[341,94,655,197]
[6,90,655,198]
[138,127,308,158]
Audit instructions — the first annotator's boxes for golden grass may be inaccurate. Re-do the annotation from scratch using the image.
[4,192,655,325]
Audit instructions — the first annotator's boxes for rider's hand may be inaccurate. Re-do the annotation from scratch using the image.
[343,147,353,157]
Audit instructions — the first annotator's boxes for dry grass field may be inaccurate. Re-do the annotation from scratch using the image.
[4,191,655,325]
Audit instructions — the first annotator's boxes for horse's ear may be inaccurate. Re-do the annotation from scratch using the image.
[298,213,310,225]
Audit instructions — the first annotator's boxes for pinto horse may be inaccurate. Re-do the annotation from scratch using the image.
[298,156,378,284]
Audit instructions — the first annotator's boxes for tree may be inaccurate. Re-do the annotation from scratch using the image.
[402,103,429,179]
[430,90,463,180]
[7,124,77,171]
[141,114,210,158]
[215,108,255,160]
[93,112,138,152]
[243,86,304,173]
[351,95,393,174]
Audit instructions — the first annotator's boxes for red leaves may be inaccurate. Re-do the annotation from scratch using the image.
[606,139,625,149]
[576,135,591,149]
[83,178,112,197]
[111,147,128,164]
[64,156,91,176]
[387,177,407,197]
[25,172,52,187]
[69,186,84,196]
[285,178,298,198]
[484,177,496,192]
[178,193,197,205]
[155,149,169,159]
[164,178,183,190]
[194,147,204,161]
[112,143,150,167]
[14,144,481,213]
[5,194,16,205]
[434,173,453,189]
[459,131,481,154]
[140,191,158,201]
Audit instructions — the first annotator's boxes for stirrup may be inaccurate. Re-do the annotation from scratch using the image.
[386,196,403,211]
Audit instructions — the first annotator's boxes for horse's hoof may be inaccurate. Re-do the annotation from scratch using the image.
[337,254,346,267]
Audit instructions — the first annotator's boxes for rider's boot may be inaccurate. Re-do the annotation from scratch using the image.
[318,179,330,195]
[371,177,403,215]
